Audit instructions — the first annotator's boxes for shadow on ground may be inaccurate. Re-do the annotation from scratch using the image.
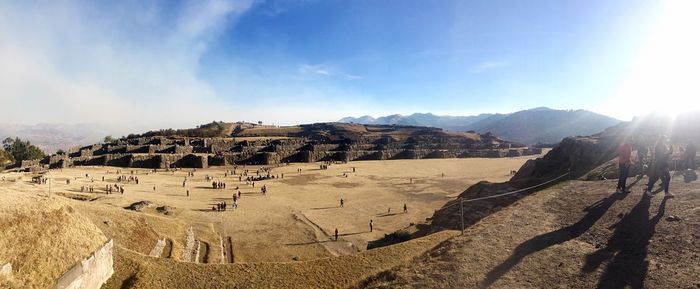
[582,196,668,289]
[481,192,628,288]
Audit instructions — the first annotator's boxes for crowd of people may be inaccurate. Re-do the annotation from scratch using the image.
[616,135,697,197]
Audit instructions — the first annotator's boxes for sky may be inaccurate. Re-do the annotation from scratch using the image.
[1,0,698,132]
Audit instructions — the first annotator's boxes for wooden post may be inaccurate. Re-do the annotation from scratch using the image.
[460,198,464,235]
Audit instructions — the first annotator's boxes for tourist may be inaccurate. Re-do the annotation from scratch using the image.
[616,139,632,194]
[369,220,373,232]
[683,141,697,170]
[335,228,338,241]
[340,198,344,208]
[636,138,649,179]
[187,190,190,197]
[403,204,407,213]
[645,136,673,197]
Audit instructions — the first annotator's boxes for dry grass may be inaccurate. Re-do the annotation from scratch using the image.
[0,189,107,288]
[28,157,535,264]
[0,154,540,288]
[105,230,459,289]
[363,177,700,289]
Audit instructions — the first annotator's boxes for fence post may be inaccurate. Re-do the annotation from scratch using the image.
[460,198,464,235]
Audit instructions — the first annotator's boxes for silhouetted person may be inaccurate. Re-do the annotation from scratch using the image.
[334,228,338,241]
[645,136,673,197]
[684,141,697,170]
[403,203,407,213]
[636,138,649,179]
[616,140,632,194]
[369,220,373,232]
[340,198,344,208]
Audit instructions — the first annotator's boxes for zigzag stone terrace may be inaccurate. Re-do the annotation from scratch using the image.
[33,123,542,169]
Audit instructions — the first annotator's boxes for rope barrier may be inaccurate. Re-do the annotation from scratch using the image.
[441,171,571,211]
[435,170,572,235]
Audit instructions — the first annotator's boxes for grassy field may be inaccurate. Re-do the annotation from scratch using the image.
[2,156,536,263]
[1,155,541,288]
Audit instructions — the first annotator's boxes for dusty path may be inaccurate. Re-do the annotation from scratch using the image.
[293,212,359,256]
[362,177,700,289]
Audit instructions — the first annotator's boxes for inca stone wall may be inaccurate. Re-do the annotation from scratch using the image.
[35,128,542,169]
[53,239,113,289]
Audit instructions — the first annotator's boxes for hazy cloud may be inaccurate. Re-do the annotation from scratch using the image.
[472,60,508,73]
[0,0,255,130]
[298,64,363,80]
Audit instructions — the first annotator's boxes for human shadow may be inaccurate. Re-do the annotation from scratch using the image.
[481,193,628,288]
[285,240,334,246]
[377,212,402,218]
[339,231,364,236]
[582,196,667,289]
[310,206,338,210]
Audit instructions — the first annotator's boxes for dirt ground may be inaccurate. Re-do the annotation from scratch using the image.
[362,175,700,289]
[1,156,536,267]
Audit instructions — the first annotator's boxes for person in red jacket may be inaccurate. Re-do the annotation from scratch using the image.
[616,140,633,194]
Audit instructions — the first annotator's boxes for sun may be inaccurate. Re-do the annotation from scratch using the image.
[607,0,700,119]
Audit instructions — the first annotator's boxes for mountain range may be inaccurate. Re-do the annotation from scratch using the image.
[339,107,621,145]
[0,123,112,154]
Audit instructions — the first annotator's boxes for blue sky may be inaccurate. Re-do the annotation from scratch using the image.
[1,0,697,131]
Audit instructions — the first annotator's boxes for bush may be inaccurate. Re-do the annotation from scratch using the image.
[0,149,13,168]
[2,137,45,163]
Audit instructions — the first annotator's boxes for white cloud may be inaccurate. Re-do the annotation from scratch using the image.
[0,0,255,130]
[472,60,508,73]
[298,63,363,80]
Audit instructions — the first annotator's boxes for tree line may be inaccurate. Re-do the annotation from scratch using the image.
[0,137,46,168]
[119,121,230,140]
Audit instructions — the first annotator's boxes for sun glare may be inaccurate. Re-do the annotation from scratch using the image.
[609,0,700,119]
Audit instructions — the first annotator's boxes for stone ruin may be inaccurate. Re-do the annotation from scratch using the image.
[31,123,542,169]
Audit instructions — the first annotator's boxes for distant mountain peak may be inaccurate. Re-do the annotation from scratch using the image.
[522,107,553,112]
[339,107,620,144]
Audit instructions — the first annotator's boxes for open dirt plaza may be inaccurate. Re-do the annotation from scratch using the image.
[1,156,540,265]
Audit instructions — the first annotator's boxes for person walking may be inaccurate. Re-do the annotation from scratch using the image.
[645,136,673,198]
[369,220,373,232]
[340,198,344,208]
[636,138,649,179]
[403,203,408,213]
[616,140,633,194]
